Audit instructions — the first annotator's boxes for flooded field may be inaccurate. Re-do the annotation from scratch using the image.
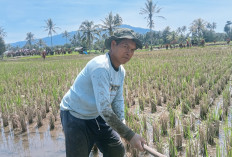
[1,46,232,156]
[0,116,65,157]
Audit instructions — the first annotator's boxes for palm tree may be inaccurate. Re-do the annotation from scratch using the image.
[25,32,35,49]
[189,18,206,39]
[101,12,123,36]
[43,18,60,48]
[79,20,98,51]
[0,26,6,38]
[140,0,165,48]
[62,30,69,45]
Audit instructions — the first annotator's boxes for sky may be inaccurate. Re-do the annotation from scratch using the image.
[0,0,232,44]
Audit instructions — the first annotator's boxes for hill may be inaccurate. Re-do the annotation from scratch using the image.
[10,24,149,48]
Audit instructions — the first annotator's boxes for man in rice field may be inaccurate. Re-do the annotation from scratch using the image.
[60,28,145,157]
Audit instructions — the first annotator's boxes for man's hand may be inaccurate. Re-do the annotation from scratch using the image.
[129,133,146,151]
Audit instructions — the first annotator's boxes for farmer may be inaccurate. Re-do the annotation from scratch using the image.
[60,28,145,157]
[42,50,46,60]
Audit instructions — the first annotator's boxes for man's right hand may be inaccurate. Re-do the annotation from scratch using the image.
[129,133,146,151]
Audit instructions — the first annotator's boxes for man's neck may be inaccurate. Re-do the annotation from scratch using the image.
[108,53,119,71]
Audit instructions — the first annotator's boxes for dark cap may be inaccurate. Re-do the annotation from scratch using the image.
[105,28,142,50]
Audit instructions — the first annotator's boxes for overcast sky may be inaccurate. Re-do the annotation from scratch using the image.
[1,0,232,44]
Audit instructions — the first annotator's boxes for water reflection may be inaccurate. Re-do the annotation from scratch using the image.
[0,119,65,157]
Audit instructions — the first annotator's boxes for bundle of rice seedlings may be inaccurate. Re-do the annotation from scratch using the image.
[190,113,195,131]
[207,120,215,145]
[175,122,182,151]
[160,113,168,136]
[20,112,27,132]
[199,126,208,156]
[27,106,34,124]
[151,99,157,113]
[169,134,177,157]
[41,106,46,119]
[11,113,20,129]
[183,118,191,139]
[153,121,160,143]
[169,108,175,128]
[37,110,43,127]
[49,114,55,130]
[2,113,9,127]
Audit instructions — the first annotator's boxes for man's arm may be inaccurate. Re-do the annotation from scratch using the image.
[91,68,135,141]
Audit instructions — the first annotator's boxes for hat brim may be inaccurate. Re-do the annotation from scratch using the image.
[105,36,142,50]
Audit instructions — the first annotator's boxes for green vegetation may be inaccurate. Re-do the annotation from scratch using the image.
[1,46,232,156]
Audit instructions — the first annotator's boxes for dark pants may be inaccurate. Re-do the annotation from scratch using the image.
[60,110,125,157]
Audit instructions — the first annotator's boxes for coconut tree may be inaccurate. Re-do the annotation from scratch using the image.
[43,18,60,48]
[79,20,98,51]
[62,30,69,45]
[189,18,206,39]
[140,0,165,48]
[167,31,179,47]
[25,32,35,49]
[101,12,123,36]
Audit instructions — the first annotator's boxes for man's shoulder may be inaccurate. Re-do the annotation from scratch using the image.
[87,53,110,72]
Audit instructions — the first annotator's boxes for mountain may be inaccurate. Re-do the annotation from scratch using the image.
[10,24,150,48]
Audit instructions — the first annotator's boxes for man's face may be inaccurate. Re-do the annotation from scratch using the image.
[110,39,137,66]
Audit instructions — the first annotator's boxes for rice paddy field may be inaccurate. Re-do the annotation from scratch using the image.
[0,46,232,157]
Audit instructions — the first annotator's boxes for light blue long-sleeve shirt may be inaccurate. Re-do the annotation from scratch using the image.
[60,53,125,121]
[60,53,135,141]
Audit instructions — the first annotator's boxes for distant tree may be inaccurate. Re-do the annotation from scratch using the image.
[162,26,171,44]
[25,32,35,49]
[206,22,217,31]
[0,37,6,59]
[79,20,98,51]
[189,18,207,39]
[224,21,232,39]
[70,34,78,47]
[94,31,107,53]
[62,30,70,45]
[37,39,46,49]
[43,18,60,48]
[177,26,187,43]
[140,0,165,47]
[167,31,179,46]
[101,12,123,36]
[0,26,6,38]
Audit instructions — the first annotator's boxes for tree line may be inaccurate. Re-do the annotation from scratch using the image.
[1,0,232,58]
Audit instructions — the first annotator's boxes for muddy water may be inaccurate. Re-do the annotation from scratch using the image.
[0,117,65,157]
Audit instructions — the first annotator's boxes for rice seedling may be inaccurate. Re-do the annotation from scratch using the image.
[49,114,55,130]
[190,113,195,131]
[160,112,168,136]
[199,126,208,156]
[36,110,43,128]
[152,121,160,143]
[169,107,175,128]
[175,121,182,151]
[11,113,20,129]
[169,134,177,157]
[27,106,34,124]
[206,120,215,145]
[183,118,191,139]
[20,112,27,132]
[150,96,157,113]
[2,113,9,127]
